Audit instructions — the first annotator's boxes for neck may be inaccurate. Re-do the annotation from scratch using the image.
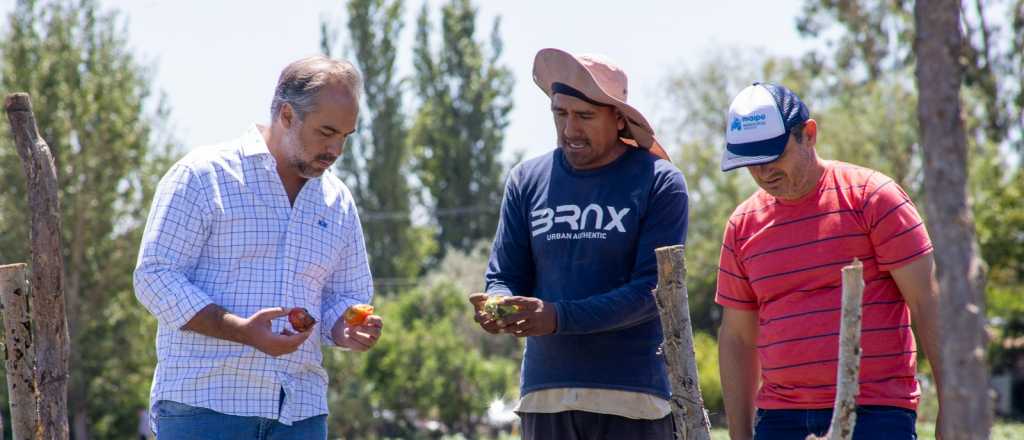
[260,124,307,202]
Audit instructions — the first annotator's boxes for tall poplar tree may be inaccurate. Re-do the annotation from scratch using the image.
[0,0,174,437]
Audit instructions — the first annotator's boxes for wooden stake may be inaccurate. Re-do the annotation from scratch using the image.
[1,263,36,440]
[654,245,711,440]
[808,259,864,440]
[6,92,71,439]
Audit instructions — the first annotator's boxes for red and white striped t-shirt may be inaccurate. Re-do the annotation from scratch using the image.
[715,161,933,411]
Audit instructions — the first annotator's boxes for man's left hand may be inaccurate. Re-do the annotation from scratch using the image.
[495,296,557,337]
[332,314,383,352]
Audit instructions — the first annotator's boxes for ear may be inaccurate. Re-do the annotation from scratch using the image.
[803,119,818,146]
[615,110,626,131]
[280,103,295,129]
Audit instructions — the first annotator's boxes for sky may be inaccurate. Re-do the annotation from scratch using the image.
[0,0,819,161]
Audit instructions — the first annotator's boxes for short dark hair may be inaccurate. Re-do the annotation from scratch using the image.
[270,56,362,122]
[790,121,807,143]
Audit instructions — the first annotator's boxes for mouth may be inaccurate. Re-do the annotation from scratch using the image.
[761,176,783,185]
[563,140,589,151]
[316,159,334,168]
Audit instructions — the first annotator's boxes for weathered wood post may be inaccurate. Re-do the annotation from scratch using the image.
[1,263,37,439]
[808,259,864,440]
[653,245,711,440]
[5,92,71,439]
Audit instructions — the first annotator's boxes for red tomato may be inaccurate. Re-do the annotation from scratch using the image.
[288,307,317,332]
[343,304,375,327]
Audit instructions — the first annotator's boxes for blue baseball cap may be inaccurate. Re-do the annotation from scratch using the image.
[721,82,809,172]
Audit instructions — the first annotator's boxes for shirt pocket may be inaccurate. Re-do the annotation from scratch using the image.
[209,194,283,260]
[292,215,343,294]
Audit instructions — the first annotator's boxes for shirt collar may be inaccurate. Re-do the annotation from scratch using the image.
[240,124,273,159]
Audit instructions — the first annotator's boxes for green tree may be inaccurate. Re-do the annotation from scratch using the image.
[795,0,1020,149]
[0,0,174,437]
[322,0,435,289]
[322,244,521,439]
[359,279,518,437]
[410,0,513,257]
[657,49,761,334]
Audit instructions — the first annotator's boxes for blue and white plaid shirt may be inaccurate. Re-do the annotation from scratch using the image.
[134,125,372,426]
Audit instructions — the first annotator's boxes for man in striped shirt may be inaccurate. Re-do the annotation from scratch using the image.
[715,82,943,439]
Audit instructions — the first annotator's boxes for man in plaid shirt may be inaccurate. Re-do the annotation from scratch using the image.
[134,56,382,439]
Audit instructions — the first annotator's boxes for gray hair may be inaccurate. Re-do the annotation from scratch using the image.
[270,56,363,122]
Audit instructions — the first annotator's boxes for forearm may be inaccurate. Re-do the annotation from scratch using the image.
[181,303,251,344]
[554,282,657,335]
[720,332,760,440]
[891,255,944,400]
[910,296,943,398]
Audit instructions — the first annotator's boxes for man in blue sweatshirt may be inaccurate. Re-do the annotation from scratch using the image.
[469,48,689,439]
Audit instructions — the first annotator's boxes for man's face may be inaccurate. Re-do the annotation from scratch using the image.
[551,93,626,170]
[281,83,358,179]
[746,126,819,200]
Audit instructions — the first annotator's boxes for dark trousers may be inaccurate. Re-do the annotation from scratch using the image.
[754,405,917,439]
[520,411,674,440]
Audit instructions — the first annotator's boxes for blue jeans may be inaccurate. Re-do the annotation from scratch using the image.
[755,405,917,439]
[153,400,327,440]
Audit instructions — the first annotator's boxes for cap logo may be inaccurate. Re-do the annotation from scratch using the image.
[739,113,768,130]
[730,117,743,132]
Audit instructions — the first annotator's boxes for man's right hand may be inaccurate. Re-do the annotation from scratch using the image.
[182,304,312,357]
[239,307,313,357]
[469,293,502,334]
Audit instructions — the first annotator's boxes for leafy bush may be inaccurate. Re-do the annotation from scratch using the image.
[694,331,723,413]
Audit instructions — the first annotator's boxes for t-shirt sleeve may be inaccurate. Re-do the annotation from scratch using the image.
[484,166,535,296]
[715,219,758,310]
[862,179,933,271]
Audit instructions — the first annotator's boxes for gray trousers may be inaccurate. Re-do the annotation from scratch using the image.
[520,411,674,440]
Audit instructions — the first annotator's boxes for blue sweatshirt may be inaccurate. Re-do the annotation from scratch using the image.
[485,147,689,399]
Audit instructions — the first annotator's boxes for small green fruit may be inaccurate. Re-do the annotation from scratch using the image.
[483,296,519,319]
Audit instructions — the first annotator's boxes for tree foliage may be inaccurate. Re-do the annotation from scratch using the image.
[796,0,1022,150]
[657,50,761,333]
[0,0,174,438]
[410,0,513,257]
[322,0,435,288]
[324,257,520,438]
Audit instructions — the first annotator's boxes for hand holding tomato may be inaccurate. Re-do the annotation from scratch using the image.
[343,304,375,326]
[332,304,382,352]
[287,307,317,333]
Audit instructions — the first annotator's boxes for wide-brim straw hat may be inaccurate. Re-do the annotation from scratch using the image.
[532,48,670,161]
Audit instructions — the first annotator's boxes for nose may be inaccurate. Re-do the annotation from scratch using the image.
[563,116,583,139]
[327,136,346,157]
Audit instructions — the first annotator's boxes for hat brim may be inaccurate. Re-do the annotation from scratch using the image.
[721,131,788,171]
[533,48,669,162]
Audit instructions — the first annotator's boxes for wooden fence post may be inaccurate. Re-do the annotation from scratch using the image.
[809,259,864,440]
[654,245,712,440]
[5,92,71,439]
[1,263,38,440]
